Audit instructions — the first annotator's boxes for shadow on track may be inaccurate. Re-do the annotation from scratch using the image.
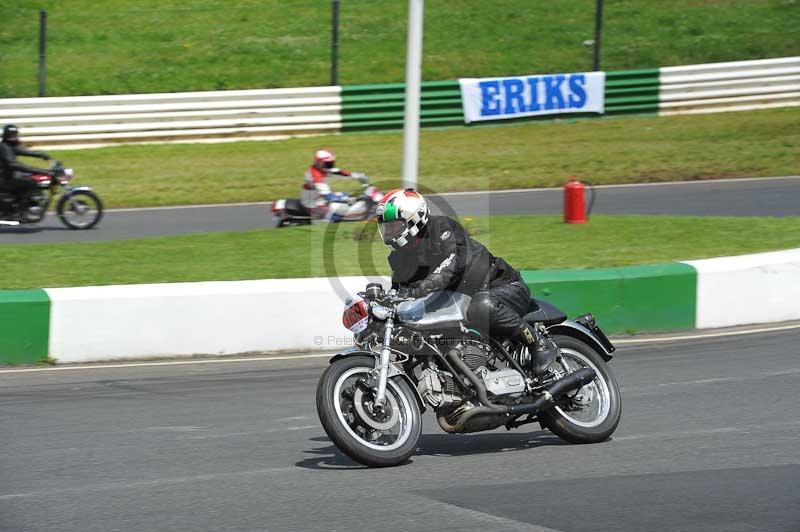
[295,430,565,470]
[0,225,74,235]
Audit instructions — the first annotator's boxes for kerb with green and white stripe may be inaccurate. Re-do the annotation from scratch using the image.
[2,249,799,365]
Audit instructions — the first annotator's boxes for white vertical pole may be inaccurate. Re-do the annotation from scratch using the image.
[402,0,424,190]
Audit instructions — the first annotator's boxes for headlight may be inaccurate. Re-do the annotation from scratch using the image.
[371,305,389,320]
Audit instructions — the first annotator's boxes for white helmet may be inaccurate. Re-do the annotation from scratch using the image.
[314,148,336,169]
[376,188,430,249]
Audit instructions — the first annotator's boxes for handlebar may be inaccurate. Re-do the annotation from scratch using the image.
[352,172,369,185]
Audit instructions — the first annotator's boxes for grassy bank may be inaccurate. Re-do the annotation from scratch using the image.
[32,108,800,208]
[3,215,800,290]
[3,0,799,97]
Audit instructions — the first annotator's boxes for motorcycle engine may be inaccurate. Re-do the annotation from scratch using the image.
[24,193,47,222]
[459,343,526,398]
[417,367,461,408]
[431,343,527,434]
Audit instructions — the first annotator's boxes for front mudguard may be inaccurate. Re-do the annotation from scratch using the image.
[329,348,427,414]
[56,186,96,208]
[547,320,614,362]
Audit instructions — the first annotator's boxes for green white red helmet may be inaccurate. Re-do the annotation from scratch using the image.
[376,188,429,249]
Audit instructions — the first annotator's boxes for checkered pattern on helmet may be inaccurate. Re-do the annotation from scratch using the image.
[379,190,430,249]
[407,216,426,238]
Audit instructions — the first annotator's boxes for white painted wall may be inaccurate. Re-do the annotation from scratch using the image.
[46,276,388,363]
[684,249,800,329]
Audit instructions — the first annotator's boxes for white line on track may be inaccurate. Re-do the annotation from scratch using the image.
[613,323,800,344]
[613,420,800,442]
[0,353,333,374]
[105,175,800,213]
[1,322,799,375]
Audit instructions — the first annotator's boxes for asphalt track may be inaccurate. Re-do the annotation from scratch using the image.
[2,328,799,532]
[1,176,798,244]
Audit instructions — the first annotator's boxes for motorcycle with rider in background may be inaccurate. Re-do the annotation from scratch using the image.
[272,148,382,227]
[0,124,103,230]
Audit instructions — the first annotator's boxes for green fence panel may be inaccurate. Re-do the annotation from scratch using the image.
[604,68,660,115]
[341,66,662,131]
[342,80,464,131]
[521,263,696,334]
[0,289,51,365]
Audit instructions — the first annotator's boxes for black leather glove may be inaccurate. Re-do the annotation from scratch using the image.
[396,286,415,299]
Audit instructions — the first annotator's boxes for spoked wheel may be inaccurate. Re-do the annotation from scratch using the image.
[57,190,103,230]
[316,356,421,467]
[538,335,622,443]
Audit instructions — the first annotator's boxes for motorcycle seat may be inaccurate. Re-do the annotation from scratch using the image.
[284,199,310,217]
[523,299,567,326]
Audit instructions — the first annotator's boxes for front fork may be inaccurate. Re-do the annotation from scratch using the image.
[373,313,395,408]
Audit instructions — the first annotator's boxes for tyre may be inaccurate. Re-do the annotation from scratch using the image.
[57,190,103,230]
[316,355,422,467]
[538,335,622,444]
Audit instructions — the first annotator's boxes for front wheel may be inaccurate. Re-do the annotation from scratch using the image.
[57,190,103,230]
[538,335,622,444]
[316,356,421,467]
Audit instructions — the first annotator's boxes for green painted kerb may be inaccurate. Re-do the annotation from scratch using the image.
[522,263,696,334]
[0,289,50,365]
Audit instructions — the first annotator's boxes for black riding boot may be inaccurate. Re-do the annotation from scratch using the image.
[514,323,558,376]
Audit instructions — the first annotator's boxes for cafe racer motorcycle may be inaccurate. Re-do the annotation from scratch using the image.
[316,283,622,467]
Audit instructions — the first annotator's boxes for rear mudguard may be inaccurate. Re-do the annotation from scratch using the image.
[547,320,614,362]
[329,348,427,414]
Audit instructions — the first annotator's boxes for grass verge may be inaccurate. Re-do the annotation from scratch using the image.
[3,0,799,97]
[3,214,800,290]
[30,107,800,208]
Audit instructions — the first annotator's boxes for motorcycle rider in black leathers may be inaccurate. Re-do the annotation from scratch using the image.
[0,124,54,202]
[376,188,557,375]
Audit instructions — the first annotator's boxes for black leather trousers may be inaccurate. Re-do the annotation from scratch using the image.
[466,280,531,340]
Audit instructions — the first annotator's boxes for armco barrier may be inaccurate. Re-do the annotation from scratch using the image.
[3,57,796,149]
[659,57,800,116]
[604,68,660,115]
[0,86,343,150]
[340,80,463,131]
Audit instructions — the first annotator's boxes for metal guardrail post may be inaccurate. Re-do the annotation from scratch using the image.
[593,0,603,72]
[38,10,48,97]
[331,0,340,86]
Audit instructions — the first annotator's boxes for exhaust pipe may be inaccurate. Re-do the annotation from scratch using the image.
[507,367,596,416]
[445,366,597,432]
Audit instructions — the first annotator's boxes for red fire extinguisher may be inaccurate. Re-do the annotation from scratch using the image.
[564,176,595,224]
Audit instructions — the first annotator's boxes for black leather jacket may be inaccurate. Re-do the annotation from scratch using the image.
[389,215,521,297]
[0,142,51,181]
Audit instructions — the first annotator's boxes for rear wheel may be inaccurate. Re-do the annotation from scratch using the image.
[316,356,421,467]
[57,190,103,230]
[538,335,622,443]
